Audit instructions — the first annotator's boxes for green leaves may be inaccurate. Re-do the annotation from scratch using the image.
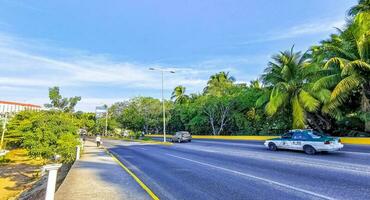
[172,85,189,104]
[324,57,347,70]
[6,111,79,163]
[292,95,305,129]
[342,60,370,76]
[298,90,320,112]
[312,74,342,91]
[262,47,321,128]
[331,74,362,103]
[44,86,81,113]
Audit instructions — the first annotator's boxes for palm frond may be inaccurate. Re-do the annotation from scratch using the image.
[324,57,347,70]
[357,31,370,61]
[331,74,362,104]
[323,44,357,60]
[298,90,320,112]
[255,90,271,108]
[312,74,342,91]
[322,104,344,120]
[312,89,332,103]
[265,89,288,116]
[342,60,370,76]
[292,95,306,129]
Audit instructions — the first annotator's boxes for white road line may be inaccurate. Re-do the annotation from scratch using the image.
[166,153,335,200]
[341,151,370,156]
[195,140,262,147]
[177,145,370,174]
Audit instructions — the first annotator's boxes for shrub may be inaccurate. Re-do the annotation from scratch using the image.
[6,111,80,163]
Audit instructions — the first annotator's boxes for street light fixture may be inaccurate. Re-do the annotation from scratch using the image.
[149,68,175,142]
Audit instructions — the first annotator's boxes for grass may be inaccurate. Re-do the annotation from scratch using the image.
[0,149,47,200]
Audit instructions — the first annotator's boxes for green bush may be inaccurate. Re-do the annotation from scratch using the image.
[6,111,80,163]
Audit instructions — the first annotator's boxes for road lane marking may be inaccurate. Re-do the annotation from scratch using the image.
[177,145,370,174]
[104,148,159,200]
[166,153,335,200]
[194,140,263,148]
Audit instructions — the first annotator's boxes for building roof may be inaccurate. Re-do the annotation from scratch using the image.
[0,100,41,108]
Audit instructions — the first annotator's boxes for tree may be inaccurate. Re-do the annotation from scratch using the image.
[322,32,370,131]
[74,112,96,134]
[171,85,189,104]
[249,79,263,89]
[204,71,235,96]
[44,86,81,112]
[348,0,370,17]
[199,95,234,135]
[262,47,320,129]
[117,97,166,133]
[6,111,80,163]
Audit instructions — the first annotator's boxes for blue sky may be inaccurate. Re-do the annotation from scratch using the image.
[0,0,357,111]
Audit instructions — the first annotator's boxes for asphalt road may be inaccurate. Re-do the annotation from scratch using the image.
[103,138,370,200]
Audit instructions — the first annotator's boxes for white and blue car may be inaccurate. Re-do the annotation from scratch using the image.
[264,129,344,155]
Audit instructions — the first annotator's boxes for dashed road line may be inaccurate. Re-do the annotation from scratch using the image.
[166,153,336,200]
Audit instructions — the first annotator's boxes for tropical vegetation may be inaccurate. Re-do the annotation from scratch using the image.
[110,1,370,136]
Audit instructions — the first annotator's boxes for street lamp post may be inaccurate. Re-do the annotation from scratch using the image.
[149,68,175,142]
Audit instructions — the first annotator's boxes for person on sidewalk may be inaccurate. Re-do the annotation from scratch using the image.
[95,135,102,147]
[82,134,86,144]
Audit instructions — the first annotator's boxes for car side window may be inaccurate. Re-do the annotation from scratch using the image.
[292,133,303,140]
[282,133,292,139]
[293,132,309,140]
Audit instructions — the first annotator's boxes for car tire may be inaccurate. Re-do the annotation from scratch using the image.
[177,138,181,143]
[303,145,316,155]
[188,140,191,142]
[268,142,277,151]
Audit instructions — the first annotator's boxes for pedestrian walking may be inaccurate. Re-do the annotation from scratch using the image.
[96,135,102,147]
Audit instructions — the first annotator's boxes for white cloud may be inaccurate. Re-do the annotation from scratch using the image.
[242,18,346,45]
[0,31,267,111]
[0,32,219,111]
[0,32,210,91]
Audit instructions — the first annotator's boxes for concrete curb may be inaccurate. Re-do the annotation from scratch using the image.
[147,135,370,145]
[103,147,160,200]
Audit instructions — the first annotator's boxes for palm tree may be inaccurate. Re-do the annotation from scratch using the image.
[249,79,263,89]
[204,71,235,96]
[262,47,320,129]
[348,0,370,17]
[171,85,189,104]
[321,32,370,131]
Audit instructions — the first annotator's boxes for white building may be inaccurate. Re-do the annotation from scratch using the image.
[0,101,41,114]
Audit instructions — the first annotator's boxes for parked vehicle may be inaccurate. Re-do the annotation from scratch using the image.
[264,129,344,155]
[171,131,192,143]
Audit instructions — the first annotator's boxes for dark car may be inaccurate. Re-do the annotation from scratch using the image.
[171,131,192,143]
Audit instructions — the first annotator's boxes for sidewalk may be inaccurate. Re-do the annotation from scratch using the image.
[55,141,150,200]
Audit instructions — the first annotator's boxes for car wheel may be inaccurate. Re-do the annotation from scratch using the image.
[188,139,191,142]
[303,145,316,155]
[268,142,277,151]
[177,138,181,143]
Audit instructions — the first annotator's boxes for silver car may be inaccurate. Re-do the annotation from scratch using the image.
[171,131,192,143]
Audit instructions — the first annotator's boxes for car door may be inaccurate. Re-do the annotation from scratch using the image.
[291,132,305,150]
[279,133,293,149]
